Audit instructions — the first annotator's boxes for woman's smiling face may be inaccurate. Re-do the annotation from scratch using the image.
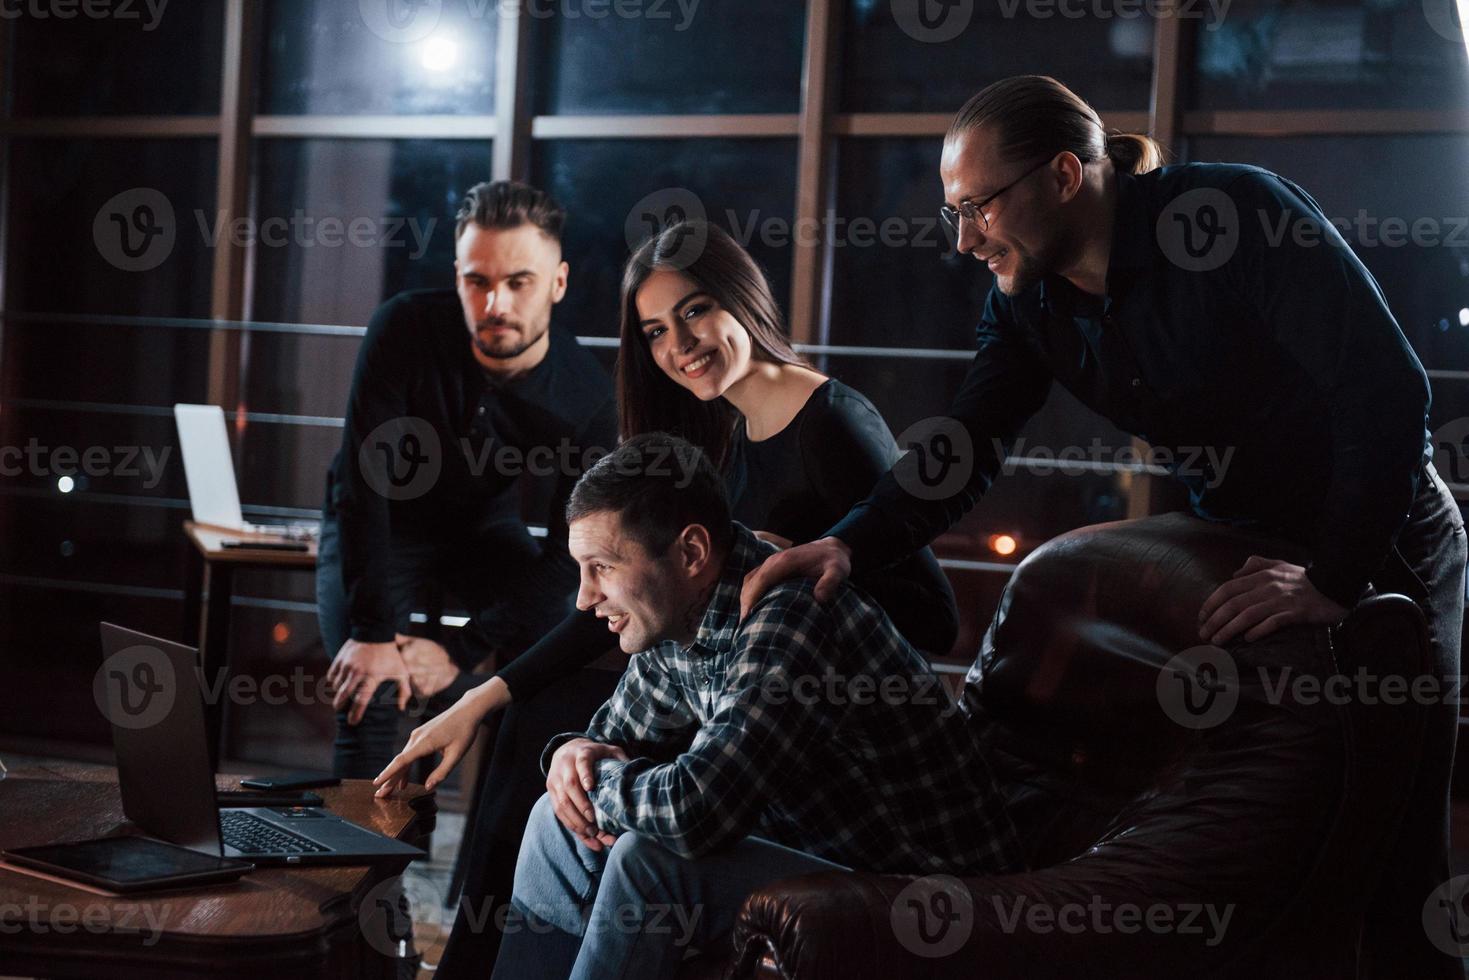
[635,268,754,401]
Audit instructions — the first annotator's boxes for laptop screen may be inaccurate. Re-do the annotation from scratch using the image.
[174,404,245,530]
[97,623,224,856]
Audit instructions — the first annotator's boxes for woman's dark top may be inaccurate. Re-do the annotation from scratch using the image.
[494,379,961,700]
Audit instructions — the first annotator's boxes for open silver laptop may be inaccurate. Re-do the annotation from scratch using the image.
[99,623,423,867]
[172,403,317,539]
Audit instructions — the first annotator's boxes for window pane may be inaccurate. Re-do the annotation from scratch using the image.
[249,138,491,325]
[7,0,224,116]
[827,138,984,351]
[841,0,1154,112]
[5,139,217,317]
[1187,136,1469,373]
[533,138,798,336]
[259,0,498,115]
[531,1,806,114]
[1189,0,1469,110]
[247,138,492,491]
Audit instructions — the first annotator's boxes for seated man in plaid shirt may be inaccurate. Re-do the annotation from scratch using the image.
[489,433,1024,980]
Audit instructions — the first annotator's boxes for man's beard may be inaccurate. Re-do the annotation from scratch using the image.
[994,231,1069,297]
[994,246,1050,297]
[472,316,549,360]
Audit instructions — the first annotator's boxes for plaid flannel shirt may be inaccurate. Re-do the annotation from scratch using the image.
[542,522,1024,874]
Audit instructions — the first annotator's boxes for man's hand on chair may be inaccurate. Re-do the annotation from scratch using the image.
[327,639,411,724]
[1198,556,1347,645]
[547,737,628,852]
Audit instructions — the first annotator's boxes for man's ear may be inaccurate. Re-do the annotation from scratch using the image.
[1053,151,1085,204]
[551,259,569,304]
[676,523,713,578]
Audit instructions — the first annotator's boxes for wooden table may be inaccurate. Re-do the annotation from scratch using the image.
[0,761,435,979]
[182,521,319,769]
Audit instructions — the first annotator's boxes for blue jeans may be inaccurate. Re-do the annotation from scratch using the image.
[491,794,847,980]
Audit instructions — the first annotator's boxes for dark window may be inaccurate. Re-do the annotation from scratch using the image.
[827,138,985,351]
[7,0,224,116]
[841,0,1154,112]
[530,1,806,115]
[249,138,492,326]
[259,0,498,115]
[5,139,218,318]
[1188,0,1469,110]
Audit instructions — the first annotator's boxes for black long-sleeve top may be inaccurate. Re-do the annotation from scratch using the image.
[829,163,1433,608]
[327,288,617,643]
[496,378,961,699]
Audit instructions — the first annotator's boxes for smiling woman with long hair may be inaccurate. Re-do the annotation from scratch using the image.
[379,220,960,978]
[614,222,957,648]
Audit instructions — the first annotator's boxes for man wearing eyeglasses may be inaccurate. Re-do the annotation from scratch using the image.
[742,75,1465,978]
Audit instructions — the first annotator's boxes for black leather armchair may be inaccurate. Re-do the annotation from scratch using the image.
[685,512,1432,979]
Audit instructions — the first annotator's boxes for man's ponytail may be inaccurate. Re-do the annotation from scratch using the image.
[1105,131,1166,175]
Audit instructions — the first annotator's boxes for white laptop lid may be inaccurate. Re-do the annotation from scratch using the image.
[173,404,244,529]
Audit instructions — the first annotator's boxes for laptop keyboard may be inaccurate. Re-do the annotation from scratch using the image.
[220,810,329,855]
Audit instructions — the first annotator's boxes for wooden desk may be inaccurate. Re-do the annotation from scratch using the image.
[0,761,434,980]
[182,522,318,770]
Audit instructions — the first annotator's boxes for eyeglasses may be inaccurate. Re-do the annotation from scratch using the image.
[939,156,1054,235]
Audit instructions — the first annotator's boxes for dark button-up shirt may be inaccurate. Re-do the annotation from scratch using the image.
[543,523,1024,874]
[830,163,1432,607]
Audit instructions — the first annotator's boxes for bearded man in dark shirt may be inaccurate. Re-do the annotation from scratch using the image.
[318,181,617,778]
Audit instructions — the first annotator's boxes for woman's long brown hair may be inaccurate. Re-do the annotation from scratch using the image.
[616,221,810,467]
